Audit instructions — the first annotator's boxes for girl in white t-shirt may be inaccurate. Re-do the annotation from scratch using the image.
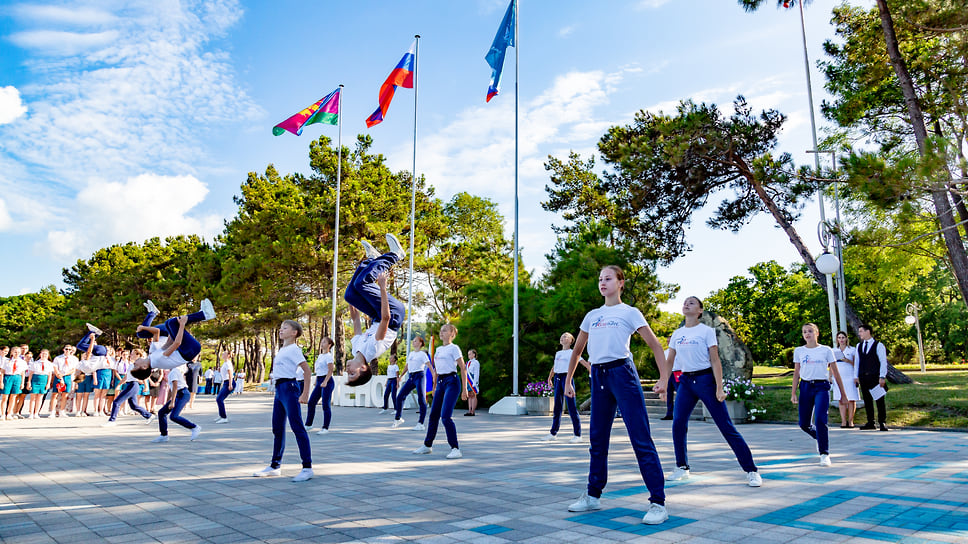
[832,331,859,428]
[392,336,434,430]
[564,265,671,526]
[253,320,313,482]
[153,364,200,442]
[381,355,400,413]
[305,337,335,433]
[214,351,235,423]
[542,332,590,442]
[464,350,480,416]
[413,323,468,459]
[666,297,760,487]
[792,323,848,467]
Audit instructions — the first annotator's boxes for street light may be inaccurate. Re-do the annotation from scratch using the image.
[816,251,841,346]
[808,149,847,334]
[905,302,926,373]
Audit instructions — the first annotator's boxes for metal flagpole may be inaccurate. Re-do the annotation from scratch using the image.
[407,35,420,351]
[512,0,519,396]
[330,85,344,341]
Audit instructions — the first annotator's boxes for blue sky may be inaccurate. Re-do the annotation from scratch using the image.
[0,0,866,312]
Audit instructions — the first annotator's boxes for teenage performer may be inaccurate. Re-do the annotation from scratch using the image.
[412,323,468,460]
[565,265,671,525]
[129,299,216,379]
[25,349,53,419]
[381,355,400,414]
[392,336,433,430]
[77,325,111,416]
[541,333,589,443]
[1,346,26,420]
[792,323,848,467]
[832,331,858,428]
[665,297,761,487]
[214,350,235,423]
[103,348,154,426]
[253,320,313,482]
[52,345,78,417]
[464,350,480,416]
[343,234,407,387]
[153,364,200,442]
[305,337,335,434]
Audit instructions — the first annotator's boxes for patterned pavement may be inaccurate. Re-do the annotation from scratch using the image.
[1,392,967,543]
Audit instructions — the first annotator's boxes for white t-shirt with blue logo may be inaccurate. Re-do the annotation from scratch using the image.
[553,349,573,374]
[580,303,648,365]
[669,323,718,373]
[794,345,836,381]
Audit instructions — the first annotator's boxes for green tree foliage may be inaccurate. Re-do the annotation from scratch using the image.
[0,286,66,347]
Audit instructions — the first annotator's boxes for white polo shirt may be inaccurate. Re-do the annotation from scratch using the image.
[580,303,647,365]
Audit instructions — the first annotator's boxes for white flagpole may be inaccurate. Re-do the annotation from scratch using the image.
[512,0,519,396]
[330,85,344,342]
[407,35,420,351]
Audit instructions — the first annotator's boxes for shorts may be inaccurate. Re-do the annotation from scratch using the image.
[95,369,113,390]
[30,375,50,394]
[53,375,73,393]
[77,374,95,394]
[2,375,23,395]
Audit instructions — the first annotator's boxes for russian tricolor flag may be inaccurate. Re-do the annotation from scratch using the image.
[366,41,416,128]
[485,0,515,102]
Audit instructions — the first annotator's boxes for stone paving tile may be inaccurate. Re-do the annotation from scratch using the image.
[2,394,968,543]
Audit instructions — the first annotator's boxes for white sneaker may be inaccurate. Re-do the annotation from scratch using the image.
[748,472,762,487]
[819,454,832,467]
[379,409,389,414]
[151,435,169,443]
[446,448,463,459]
[568,492,601,512]
[642,503,669,525]
[145,413,156,425]
[540,433,557,442]
[412,423,425,431]
[413,445,432,455]
[386,233,406,259]
[292,468,313,482]
[253,466,281,477]
[213,417,229,424]
[144,299,159,315]
[200,299,216,321]
[190,426,202,441]
[669,467,690,481]
[392,418,405,428]
[569,435,583,444]
[101,420,116,427]
[360,240,381,260]
[86,323,103,335]
[316,428,329,435]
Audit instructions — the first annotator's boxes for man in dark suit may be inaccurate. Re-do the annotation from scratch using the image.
[854,324,888,431]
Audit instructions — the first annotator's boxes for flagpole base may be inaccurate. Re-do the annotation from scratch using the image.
[488,395,527,415]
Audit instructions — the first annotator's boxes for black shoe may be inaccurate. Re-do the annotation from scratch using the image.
[859,423,876,430]
[879,423,889,432]
[660,415,673,421]
[464,412,475,416]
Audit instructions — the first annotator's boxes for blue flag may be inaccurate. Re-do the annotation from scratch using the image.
[485,0,515,102]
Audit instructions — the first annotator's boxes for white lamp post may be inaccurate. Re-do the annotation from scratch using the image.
[816,251,841,346]
[905,302,926,373]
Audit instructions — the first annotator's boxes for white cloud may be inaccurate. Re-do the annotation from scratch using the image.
[1,0,261,191]
[558,25,576,37]
[0,198,12,231]
[637,0,672,9]
[36,173,222,260]
[0,86,28,124]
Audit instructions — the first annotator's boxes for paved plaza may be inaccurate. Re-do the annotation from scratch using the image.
[1,392,967,543]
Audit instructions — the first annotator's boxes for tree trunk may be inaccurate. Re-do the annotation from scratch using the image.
[877,0,968,308]
[740,161,914,384]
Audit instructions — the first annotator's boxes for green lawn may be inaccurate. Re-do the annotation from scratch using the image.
[751,369,968,429]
